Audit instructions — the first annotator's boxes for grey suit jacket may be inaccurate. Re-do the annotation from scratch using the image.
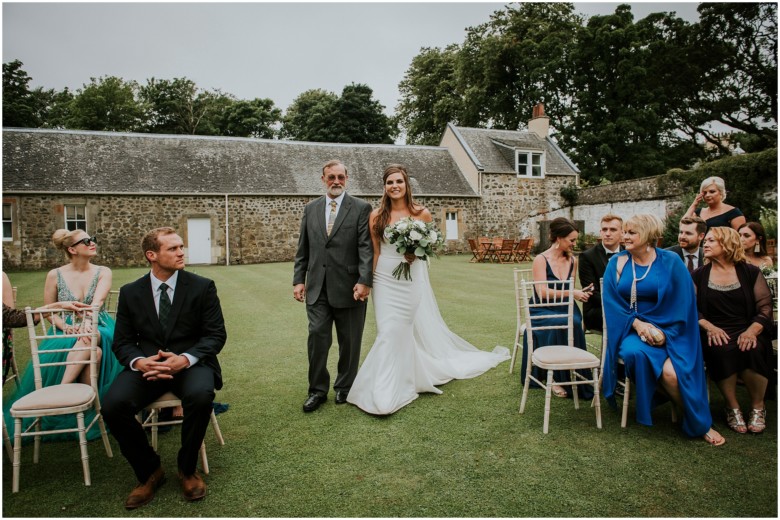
[293,193,373,308]
[665,245,704,269]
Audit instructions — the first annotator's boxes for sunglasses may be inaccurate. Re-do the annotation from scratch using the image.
[73,236,97,247]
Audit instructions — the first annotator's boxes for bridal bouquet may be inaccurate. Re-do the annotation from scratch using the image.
[384,218,444,281]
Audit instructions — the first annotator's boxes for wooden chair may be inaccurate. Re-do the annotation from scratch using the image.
[518,278,602,433]
[105,289,119,318]
[509,269,533,374]
[497,239,516,264]
[139,392,225,475]
[467,238,486,263]
[514,238,534,262]
[10,306,113,492]
[3,286,21,460]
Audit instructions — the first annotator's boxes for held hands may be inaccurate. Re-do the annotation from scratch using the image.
[353,283,371,302]
[633,319,666,346]
[137,350,191,381]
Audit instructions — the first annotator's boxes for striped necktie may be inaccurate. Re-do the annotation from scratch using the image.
[327,200,337,235]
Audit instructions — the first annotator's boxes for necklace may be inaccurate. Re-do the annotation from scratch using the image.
[629,254,655,311]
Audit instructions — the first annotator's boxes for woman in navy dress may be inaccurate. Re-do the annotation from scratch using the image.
[520,217,594,399]
[684,176,746,231]
[602,214,725,445]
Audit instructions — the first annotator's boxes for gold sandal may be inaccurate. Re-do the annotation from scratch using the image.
[724,407,747,434]
[552,385,568,398]
[747,408,766,434]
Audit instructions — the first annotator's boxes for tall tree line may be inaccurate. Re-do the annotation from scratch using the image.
[2,62,396,144]
[397,2,777,183]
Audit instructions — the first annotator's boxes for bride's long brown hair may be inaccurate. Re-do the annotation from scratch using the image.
[373,164,423,239]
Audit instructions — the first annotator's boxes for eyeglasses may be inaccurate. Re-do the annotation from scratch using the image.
[73,236,97,247]
[325,174,347,182]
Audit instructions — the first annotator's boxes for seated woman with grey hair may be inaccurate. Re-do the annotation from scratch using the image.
[693,226,773,434]
[602,214,725,446]
[684,176,746,231]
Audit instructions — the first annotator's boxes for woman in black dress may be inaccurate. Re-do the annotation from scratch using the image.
[692,227,773,434]
[684,176,746,231]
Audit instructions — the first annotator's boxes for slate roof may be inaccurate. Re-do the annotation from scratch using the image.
[447,125,579,175]
[3,129,478,197]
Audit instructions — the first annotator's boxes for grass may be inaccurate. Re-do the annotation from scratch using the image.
[2,256,777,517]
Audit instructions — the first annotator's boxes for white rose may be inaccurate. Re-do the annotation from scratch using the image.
[410,230,422,241]
[429,230,438,241]
[397,221,408,231]
[415,220,427,231]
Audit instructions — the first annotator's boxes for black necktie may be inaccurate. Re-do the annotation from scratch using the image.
[159,282,172,329]
[686,254,695,272]
[606,252,615,259]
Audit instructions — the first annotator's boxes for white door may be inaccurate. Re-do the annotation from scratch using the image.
[445,211,458,240]
[187,218,211,264]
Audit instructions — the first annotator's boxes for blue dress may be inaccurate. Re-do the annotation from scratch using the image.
[602,249,712,437]
[3,267,123,442]
[520,256,593,399]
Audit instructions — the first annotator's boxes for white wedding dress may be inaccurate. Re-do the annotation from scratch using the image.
[347,239,510,415]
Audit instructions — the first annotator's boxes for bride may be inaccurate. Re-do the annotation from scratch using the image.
[347,165,510,415]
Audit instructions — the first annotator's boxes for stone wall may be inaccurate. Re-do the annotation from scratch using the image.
[478,173,571,239]
[2,193,483,270]
[547,174,688,236]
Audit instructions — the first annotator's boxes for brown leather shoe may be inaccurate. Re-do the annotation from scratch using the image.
[124,466,165,510]
[178,471,207,501]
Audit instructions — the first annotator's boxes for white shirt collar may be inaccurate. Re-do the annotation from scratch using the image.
[150,270,179,293]
[327,192,346,207]
[602,243,620,255]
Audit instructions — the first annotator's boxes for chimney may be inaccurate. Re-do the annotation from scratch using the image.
[528,102,549,138]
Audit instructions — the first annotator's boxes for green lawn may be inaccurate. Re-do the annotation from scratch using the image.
[2,256,777,517]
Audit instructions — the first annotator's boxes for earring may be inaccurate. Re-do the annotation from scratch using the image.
[554,242,559,249]
[755,243,761,253]
[646,244,651,252]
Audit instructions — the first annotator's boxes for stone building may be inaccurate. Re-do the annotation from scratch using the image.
[2,107,579,269]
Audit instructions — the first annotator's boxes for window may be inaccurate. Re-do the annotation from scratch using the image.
[445,211,458,240]
[2,204,12,241]
[64,204,87,231]
[516,150,544,178]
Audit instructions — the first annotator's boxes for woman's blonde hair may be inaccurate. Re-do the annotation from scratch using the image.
[623,214,663,248]
[51,228,84,259]
[706,226,746,264]
[700,176,727,201]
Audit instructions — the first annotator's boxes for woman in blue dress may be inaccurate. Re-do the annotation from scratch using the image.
[520,217,594,399]
[4,229,123,441]
[602,214,726,446]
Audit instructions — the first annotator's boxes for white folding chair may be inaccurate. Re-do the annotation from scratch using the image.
[518,278,601,433]
[509,268,533,374]
[10,306,113,492]
[139,392,225,475]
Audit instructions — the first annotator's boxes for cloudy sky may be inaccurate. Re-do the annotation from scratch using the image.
[3,2,702,117]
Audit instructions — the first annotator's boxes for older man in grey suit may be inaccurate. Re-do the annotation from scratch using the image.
[293,160,373,412]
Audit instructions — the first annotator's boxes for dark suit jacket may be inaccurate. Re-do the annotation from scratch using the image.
[578,243,622,331]
[112,270,227,389]
[665,245,705,269]
[293,193,373,308]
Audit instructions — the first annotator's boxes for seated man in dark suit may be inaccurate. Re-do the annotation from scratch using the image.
[102,227,226,510]
[579,213,623,332]
[665,216,706,273]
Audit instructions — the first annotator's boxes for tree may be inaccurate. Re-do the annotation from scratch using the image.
[219,98,281,138]
[281,89,338,141]
[138,77,220,135]
[282,85,395,143]
[330,84,396,144]
[67,76,143,131]
[678,3,777,146]
[3,60,38,127]
[397,45,462,145]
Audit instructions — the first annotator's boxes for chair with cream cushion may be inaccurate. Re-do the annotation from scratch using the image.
[139,392,225,474]
[509,268,533,374]
[10,306,112,492]
[518,278,602,433]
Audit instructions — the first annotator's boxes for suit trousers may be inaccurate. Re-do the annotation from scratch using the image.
[102,364,216,482]
[306,282,366,396]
